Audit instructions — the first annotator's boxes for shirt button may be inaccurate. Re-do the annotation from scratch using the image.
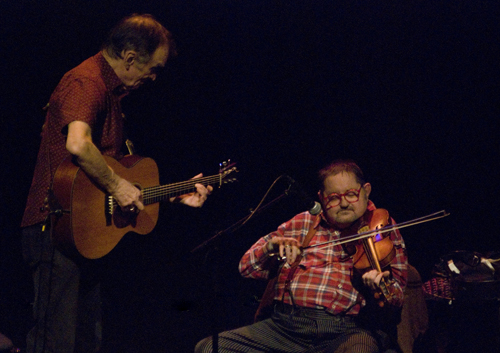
[338,284,342,289]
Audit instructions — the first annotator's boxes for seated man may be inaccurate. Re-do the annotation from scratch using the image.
[195,159,408,353]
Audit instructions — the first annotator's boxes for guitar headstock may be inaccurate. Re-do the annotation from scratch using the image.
[218,159,238,187]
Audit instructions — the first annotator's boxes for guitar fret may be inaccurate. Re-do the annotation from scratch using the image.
[141,173,235,205]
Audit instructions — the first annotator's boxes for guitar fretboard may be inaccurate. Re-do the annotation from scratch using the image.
[142,174,222,205]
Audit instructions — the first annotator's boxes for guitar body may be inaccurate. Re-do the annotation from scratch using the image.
[51,155,160,259]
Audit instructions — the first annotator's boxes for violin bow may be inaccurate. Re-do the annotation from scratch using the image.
[302,210,450,251]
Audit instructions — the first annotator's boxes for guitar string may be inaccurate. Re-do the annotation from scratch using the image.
[142,175,223,195]
[142,179,218,204]
[141,174,232,203]
[111,175,226,207]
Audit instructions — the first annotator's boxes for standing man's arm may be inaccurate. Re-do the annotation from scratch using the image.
[66,120,144,210]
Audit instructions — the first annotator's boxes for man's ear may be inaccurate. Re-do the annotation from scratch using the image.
[363,183,372,198]
[122,50,137,68]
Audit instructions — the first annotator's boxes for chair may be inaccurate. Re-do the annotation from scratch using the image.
[397,264,429,353]
[254,264,429,353]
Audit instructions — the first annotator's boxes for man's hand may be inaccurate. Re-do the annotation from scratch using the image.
[171,173,213,207]
[361,269,390,291]
[112,175,144,212]
[267,237,302,265]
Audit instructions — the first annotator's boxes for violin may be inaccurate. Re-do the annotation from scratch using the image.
[301,209,449,306]
[342,208,398,307]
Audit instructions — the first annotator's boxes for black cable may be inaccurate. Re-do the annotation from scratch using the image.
[32,213,57,352]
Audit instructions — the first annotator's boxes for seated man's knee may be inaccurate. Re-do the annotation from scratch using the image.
[194,336,213,353]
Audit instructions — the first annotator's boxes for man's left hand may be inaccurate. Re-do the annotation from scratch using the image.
[362,269,390,291]
[171,173,213,207]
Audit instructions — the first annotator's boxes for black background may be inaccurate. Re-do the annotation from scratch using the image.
[1,1,499,352]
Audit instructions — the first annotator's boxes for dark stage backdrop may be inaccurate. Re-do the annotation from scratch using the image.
[1,1,499,352]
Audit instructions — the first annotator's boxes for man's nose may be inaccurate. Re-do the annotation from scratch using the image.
[339,196,350,207]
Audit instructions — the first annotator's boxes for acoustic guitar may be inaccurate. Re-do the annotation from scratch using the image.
[50,155,237,259]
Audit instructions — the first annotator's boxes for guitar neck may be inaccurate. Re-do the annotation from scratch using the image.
[142,174,219,205]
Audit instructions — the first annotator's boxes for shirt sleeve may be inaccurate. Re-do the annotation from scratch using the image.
[239,213,312,280]
[54,76,105,130]
[238,228,284,280]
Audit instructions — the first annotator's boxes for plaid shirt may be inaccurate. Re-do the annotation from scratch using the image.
[239,201,408,315]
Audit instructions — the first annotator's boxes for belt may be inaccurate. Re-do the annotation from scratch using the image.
[274,302,354,322]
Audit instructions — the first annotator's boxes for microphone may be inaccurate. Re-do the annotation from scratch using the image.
[285,175,322,215]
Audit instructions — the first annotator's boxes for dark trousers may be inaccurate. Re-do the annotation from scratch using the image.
[21,224,101,353]
[195,303,382,353]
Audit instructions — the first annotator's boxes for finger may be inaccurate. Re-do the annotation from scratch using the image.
[195,184,209,198]
[121,204,133,211]
[362,270,377,288]
[286,245,294,264]
[292,246,299,262]
[123,204,139,213]
[284,244,292,264]
[191,173,203,179]
[374,272,384,287]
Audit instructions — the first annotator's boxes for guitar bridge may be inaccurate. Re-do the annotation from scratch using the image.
[106,195,115,225]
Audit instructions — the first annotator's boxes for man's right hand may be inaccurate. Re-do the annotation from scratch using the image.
[111,175,144,212]
[267,237,302,265]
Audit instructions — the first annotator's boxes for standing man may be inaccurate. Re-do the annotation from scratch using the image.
[196,160,407,352]
[21,14,212,353]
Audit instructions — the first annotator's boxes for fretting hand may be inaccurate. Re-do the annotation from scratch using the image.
[361,269,390,291]
[170,173,213,208]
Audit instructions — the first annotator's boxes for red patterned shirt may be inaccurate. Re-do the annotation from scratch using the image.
[22,52,128,227]
[239,201,408,315]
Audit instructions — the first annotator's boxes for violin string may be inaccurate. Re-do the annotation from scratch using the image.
[362,240,378,270]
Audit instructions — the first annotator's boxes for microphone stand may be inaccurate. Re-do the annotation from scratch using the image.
[191,190,290,352]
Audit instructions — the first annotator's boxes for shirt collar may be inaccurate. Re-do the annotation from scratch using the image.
[94,52,130,98]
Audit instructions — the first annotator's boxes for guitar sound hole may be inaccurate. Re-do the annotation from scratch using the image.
[113,208,138,228]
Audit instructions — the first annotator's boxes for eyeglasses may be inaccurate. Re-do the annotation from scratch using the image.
[322,185,363,210]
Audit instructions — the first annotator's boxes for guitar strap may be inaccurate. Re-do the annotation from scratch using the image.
[282,214,321,304]
[254,214,321,322]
